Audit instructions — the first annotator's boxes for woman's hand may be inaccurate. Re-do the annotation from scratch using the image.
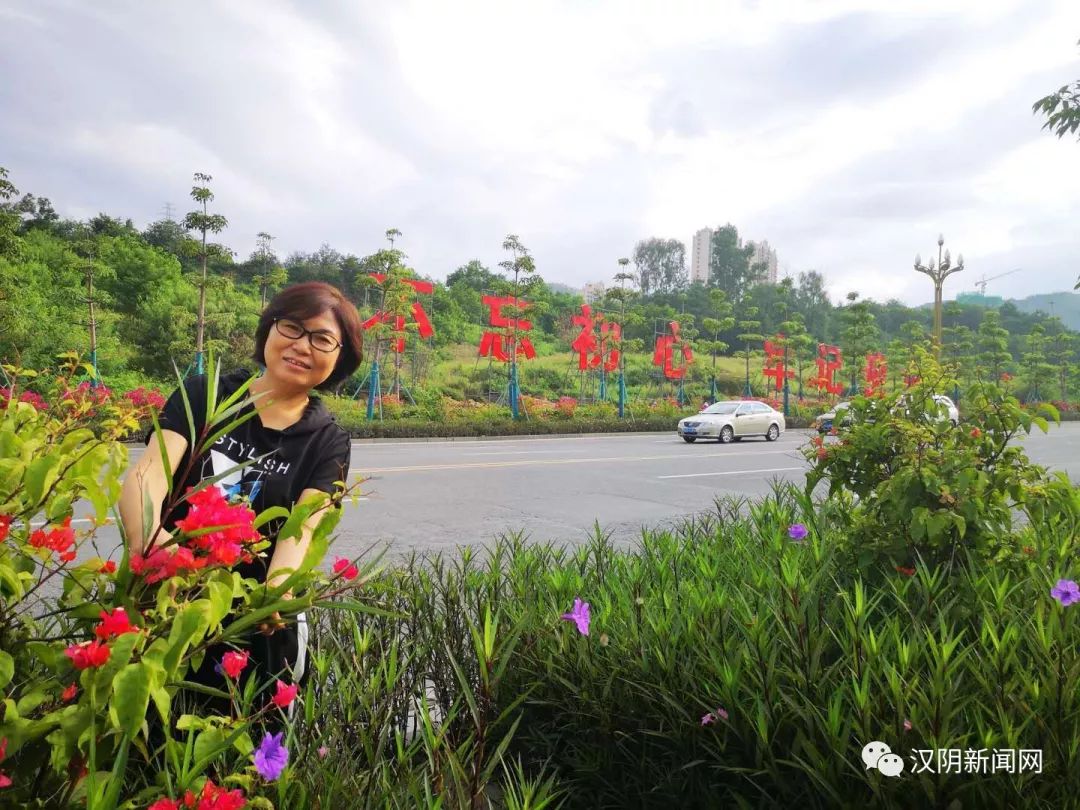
[258,611,286,635]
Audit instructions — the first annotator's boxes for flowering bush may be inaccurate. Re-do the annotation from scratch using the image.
[803,347,1080,570]
[0,359,365,808]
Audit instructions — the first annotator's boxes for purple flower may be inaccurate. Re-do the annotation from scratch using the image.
[715,707,729,721]
[701,713,715,726]
[254,731,289,781]
[787,524,808,541]
[1051,579,1080,607]
[560,598,590,636]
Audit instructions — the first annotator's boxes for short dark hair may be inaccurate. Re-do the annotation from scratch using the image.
[253,282,364,390]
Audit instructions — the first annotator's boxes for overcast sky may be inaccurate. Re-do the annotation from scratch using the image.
[2,0,1079,306]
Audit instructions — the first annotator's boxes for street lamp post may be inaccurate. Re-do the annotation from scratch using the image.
[914,234,964,358]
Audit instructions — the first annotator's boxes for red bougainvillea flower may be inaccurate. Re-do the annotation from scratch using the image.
[124,387,167,410]
[0,515,11,543]
[65,641,110,670]
[94,607,137,640]
[218,650,249,679]
[175,486,260,568]
[0,737,10,789]
[271,680,298,709]
[332,557,359,581]
[130,546,207,584]
[895,566,916,577]
[28,516,77,562]
[98,561,117,575]
[970,427,981,439]
[61,683,78,702]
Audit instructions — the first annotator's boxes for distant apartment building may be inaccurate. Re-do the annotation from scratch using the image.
[582,281,606,302]
[690,227,712,284]
[747,239,779,284]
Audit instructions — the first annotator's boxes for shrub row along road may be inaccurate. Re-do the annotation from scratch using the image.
[63,424,1080,562]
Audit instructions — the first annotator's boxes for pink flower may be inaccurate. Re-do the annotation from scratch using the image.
[147,799,179,810]
[271,680,298,709]
[94,607,137,640]
[560,597,590,636]
[903,719,912,732]
[332,556,359,581]
[318,745,329,759]
[0,737,10,789]
[65,641,110,670]
[219,650,249,679]
[701,713,715,726]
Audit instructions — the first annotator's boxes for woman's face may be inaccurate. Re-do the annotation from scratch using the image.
[262,310,342,392]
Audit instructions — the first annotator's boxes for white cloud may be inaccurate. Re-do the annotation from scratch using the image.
[1,0,1078,302]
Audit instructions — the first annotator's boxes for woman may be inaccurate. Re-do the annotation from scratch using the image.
[118,281,363,706]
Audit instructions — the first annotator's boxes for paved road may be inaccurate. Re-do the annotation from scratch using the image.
[56,422,1080,565]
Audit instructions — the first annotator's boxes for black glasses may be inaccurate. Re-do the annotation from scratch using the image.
[273,318,342,353]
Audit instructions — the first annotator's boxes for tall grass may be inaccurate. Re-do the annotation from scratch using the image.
[293,482,1078,808]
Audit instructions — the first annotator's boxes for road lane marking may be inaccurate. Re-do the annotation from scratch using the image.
[351,433,671,449]
[350,448,795,475]
[658,466,806,479]
[462,449,574,456]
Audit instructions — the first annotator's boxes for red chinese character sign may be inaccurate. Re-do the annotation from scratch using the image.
[478,295,537,362]
[811,343,844,395]
[570,304,621,372]
[361,273,435,353]
[762,335,795,392]
[653,321,693,380]
[864,353,887,396]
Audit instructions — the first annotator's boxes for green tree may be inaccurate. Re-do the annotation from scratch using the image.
[736,306,763,397]
[0,167,24,259]
[942,302,975,395]
[1045,319,1079,401]
[183,172,229,375]
[248,231,287,308]
[709,224,760,304]
[838,292,879,394]
[886,320,930,392]
[778,311,813,400]
[1020,323,1056,402]
[977,309,1013,382]
[700,288,735,400]
[632,238,686,295]
[794,269,832,341]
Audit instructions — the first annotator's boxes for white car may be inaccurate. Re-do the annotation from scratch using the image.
[814,394,959,433]
[677,400,785,444]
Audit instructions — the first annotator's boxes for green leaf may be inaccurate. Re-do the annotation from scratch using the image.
[109,662,152,738]
[164,601,210,677]
[150,408,175,497]
[24,454,61,504]
[0,651,12,689]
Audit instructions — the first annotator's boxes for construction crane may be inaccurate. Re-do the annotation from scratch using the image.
[973,268,1020,295]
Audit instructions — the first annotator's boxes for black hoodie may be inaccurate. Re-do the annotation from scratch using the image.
[150,369,352,582]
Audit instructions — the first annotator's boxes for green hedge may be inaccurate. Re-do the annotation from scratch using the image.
[318,483,1079,808]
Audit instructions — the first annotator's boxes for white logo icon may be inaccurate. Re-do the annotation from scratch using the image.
[877,753,905,777]
[862,741,905,777]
